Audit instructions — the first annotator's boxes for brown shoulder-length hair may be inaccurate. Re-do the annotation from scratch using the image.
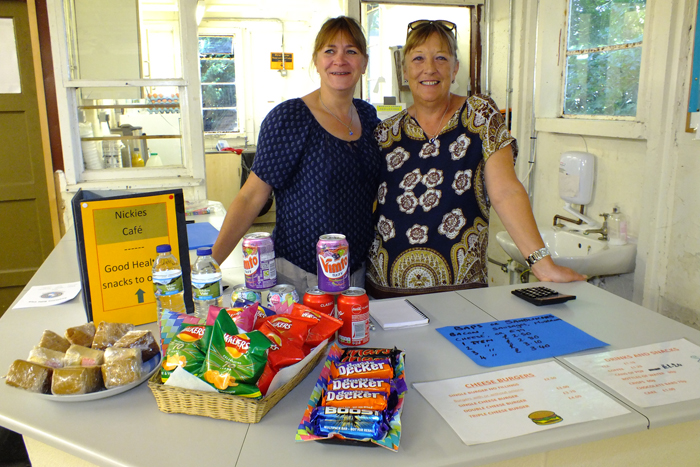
[403,22,458,66]
[313,16,368,60]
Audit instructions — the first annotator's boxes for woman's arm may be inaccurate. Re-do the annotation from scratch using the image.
[211,172,273,265]
[484,146,586,282]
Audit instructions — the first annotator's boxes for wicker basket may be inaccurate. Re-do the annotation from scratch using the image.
[148,343,328,423]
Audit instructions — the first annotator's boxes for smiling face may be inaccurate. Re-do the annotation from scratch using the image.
[403,33,459,104]
[314,32,367,93]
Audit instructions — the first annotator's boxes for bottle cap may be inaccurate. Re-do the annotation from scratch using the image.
[197,247,213,256]
[156,244,172,253]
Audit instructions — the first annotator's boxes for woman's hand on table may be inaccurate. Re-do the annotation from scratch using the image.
[530,257,587,283]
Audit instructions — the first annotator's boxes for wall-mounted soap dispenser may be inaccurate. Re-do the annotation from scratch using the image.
[558,151,600,228]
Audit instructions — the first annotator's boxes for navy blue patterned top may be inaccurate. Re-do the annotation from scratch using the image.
[252,98,381,274]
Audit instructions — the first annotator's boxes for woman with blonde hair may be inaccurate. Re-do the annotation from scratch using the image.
[366,20,584,298]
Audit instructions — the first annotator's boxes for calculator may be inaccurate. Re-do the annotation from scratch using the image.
[511,287,576,306]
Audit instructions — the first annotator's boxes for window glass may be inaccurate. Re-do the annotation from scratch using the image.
[199,35,239,133]
[65,0,187,174]
[364,4,381,103]
[567,0,645,50]
[77,86,183,170]
[564,47,642,116]
[564,0,646,117]
[68,0,182,81]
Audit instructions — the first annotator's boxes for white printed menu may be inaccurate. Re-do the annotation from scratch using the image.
[564,339,700,408]
[413,361,630,445]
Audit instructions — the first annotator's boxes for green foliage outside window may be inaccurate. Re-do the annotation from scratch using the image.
[199,36,238,132]
[564,0,646,117]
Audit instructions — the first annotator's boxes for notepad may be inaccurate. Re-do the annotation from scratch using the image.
[369,299,430,330]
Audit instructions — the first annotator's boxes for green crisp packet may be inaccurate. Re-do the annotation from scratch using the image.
[161,324,212,383]
[200,309,272,398]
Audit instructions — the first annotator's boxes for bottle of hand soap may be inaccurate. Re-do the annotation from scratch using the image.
[608,206,628,245]
[131,147,145,167]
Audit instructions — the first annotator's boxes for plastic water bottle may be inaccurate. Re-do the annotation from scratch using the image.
[191,247,223,318]
[152,244,186,323]
[102,139,120,168]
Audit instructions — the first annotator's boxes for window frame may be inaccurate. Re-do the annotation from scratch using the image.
[533,0,651,139]
[47,0,206,190]
[197,27,246,137]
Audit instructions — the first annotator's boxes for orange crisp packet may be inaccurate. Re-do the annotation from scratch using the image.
[290,303,342,348]
[261,315,316,349]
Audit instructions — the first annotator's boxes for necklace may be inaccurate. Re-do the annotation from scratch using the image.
[319,95,355,136]
[419,96,451,145]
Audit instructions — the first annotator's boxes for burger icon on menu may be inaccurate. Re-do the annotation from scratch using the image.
[528,410,563,425]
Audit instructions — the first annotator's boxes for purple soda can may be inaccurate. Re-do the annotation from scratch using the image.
[317,234,349,294]
[242,233,277,290]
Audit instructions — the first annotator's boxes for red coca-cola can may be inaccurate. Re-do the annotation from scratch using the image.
[337,287,370,346]
[303,286,335,315]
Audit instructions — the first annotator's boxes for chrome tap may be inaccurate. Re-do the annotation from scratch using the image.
[583,213,610,240]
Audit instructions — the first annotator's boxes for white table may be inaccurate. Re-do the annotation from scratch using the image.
[1,230,700,466]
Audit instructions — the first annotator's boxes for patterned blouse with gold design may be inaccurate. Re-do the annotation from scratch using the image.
[366,94,517,298]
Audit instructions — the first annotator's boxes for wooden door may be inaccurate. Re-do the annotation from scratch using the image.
[0,0,59,316]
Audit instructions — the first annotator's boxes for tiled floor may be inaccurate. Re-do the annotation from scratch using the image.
[0,427,30,467]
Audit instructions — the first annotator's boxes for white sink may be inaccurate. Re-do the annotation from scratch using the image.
[495,227,636,277]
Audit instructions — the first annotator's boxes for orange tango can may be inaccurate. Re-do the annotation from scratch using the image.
[337,287,370,346]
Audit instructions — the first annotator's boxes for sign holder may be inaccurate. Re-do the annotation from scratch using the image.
[71,189,193,325]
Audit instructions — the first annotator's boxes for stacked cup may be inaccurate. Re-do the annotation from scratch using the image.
[79,123,103,170]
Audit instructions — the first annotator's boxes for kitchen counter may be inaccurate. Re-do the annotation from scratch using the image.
[1,230,699,466]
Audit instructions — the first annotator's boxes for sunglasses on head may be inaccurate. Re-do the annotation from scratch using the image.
[406,20,457,38]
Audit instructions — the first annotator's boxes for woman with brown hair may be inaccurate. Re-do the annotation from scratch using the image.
[213,16,381,295]
[366,20,584,298]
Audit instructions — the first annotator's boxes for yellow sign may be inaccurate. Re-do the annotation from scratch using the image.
[271,52,294,70]
[78,193,182,325]
[376,105,403,113]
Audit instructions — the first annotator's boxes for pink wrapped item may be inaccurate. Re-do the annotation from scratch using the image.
[205,301,258,333]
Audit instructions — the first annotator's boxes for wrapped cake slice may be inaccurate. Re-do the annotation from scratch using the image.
[5,360,53,393]
[114,330,160,362]
[102,348,142,389]
[28,346,65,369]
[92,322,134,351]
[64,344,105,367]
[104,347,142,364]
[38,330,71,353]
[65,322,96,347]
[51,366,104,395]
